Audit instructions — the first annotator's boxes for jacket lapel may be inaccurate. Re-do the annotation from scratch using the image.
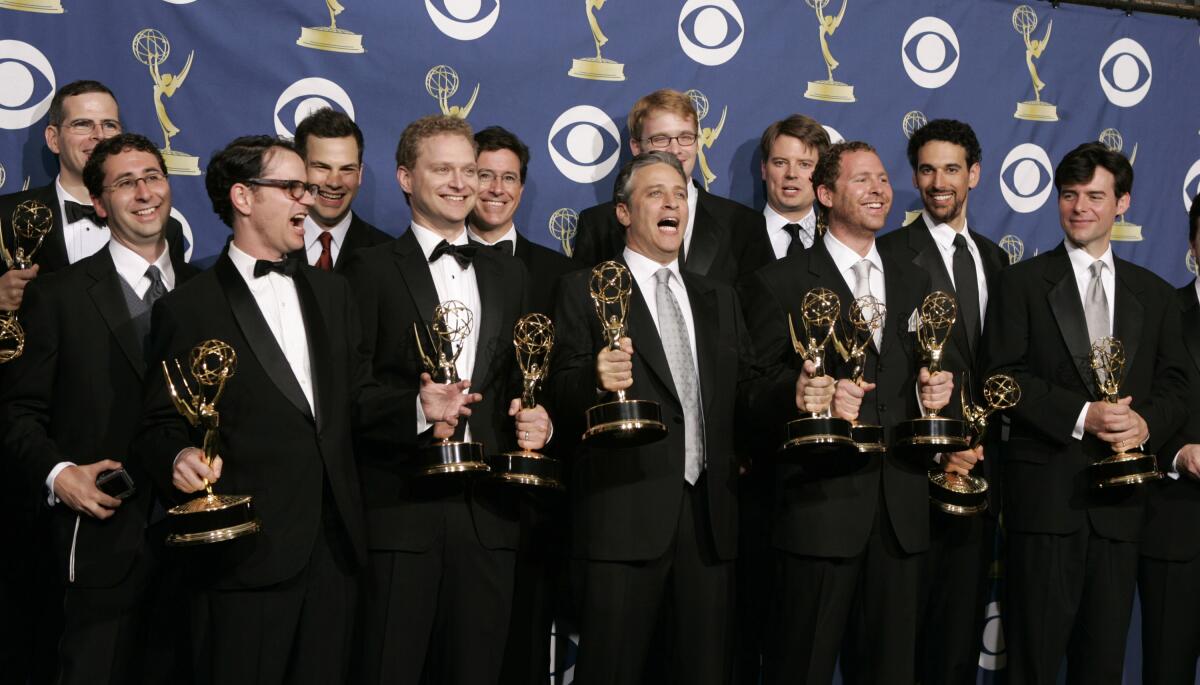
[85,250,145,378]
[620,257,680,406]
[468,250,503,389]
[1181,283,1200,375]
[909,218,977,358]
[684,275,719,416]
[682,188,718,278]
[1112,259,1144,381]
[293,270,331,431]
[393,230,440,329]
[1043,245,1095,394]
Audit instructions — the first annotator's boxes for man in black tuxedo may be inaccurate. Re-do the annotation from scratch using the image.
[546,150,764,684]
[876,119,1007,685]
[740,141,952,684]
[758,113,830,259]
[341,115,549,685]
[571,88,772,286]
[0,133,196,685]
[290,107,390,272]
[982,143,1188,684]
[136,134,470,685]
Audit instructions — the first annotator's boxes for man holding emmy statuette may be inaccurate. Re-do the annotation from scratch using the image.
[876,118,1008,685]
[739,141,950,684]
[982,142,1188,684]
[135,134,465,685]
[545,150,762,684]
[0,133,196,685]
[571,89,773,286]
[340,115,546,685]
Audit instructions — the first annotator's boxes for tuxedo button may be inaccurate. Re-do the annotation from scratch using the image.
[878,403,887,413]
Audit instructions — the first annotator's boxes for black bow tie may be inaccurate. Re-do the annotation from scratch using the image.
[63,200,100,225]
[253,256,301,278]
[429,240,477,269]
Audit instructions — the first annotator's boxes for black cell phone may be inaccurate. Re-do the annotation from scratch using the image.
[96,468,136,500]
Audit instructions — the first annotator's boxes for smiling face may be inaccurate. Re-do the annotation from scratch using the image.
[45,92,121,186]
[92,149,170,254]
[630,109,698,180]
[234,147,314,260]
[762,134,820,220]
[913,140,978,231]
[1058,166,1129,257]
[617,161,689,265]
[303,134,362,228]
[397,132,477,237]
[817,149,892,238]
[470,147,523,237]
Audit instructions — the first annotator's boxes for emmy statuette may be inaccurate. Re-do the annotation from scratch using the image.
[0,200,53,363]
[833,295,887,453]
[1087,337,1162,488]
[780,288,856,457]
[928,374,1021,516]
[895,292,970,455]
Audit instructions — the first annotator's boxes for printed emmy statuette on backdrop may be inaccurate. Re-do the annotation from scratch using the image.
[568,0,626,81]
[0,200,52,363]
[686,89,726,191]
[297,0,365,53]
[582,261,668,448]
[425,64,478,119]
[549,208,578,258]
[804,0,855,103]
[1099,128,1142,241]
[413,300,490,477]
[929,374,1021,516]
[0,0,62,13]
[780,288,856,457]
[895,292,970,454]
[487,313,563,490]
[163,340,262,546]
[132,28,202,175]
[1087,336,1162,488]
[1000,235,1024,265]
[1012,4,1058,122]
[833,295,887,453]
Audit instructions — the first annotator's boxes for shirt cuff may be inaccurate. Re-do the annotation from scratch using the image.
[1072,403,1088,440]
[46,461,75,506]
[416,395,431,434]
[1169,449,1182,481]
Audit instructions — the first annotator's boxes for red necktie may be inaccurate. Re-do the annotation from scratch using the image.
[316,231,334,272]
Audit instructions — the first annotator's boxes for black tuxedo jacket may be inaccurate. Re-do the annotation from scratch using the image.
[572,183,774,286]
[1141,283,1200,561]
[0,247,196,587]
[135,255,411,589]
[739,237,931,558]
[546,258,761,563]
[513,233,576,316]
[340,229,529,552]
[0,183,186,275]
[287,211,391,274]
[981,243,1188,542]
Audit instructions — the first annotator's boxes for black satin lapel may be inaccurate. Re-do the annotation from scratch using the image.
[293,270,331,430]
[35,186,68,271]
[1046,263,1095,393]
[682,197,718,277]
[880,252,915,355]
[686,279,719,416]
[1183,288,1200,375]
[1113,266,1144,378]
[394,232,440,326]
[468,253,503,389]
[809,241,855,311]
[214,257,314,422]
[86,253,145,377]
[627,279,680,405]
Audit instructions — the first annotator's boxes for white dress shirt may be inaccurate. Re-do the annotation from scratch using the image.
[56,177,109,264]
[764,205,816,260]
[824,230,886,309]
[303,212,352,267]
[923,211,988,322]
[467,223,518,257]
[623,247,699,374]
[683,180,699,259]
[1066,242,1116,440]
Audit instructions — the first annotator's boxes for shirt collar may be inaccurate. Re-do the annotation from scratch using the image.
[823,229,883,275]
[411,222,467,260]
[923,210,975,254]
[1064,239,1114,278]
[304,211,353,251]
[55,176,93,216]
[764,204,816,233]
[467,224,518,254]
[227,242,264,284]
[108,238,174,290]
[623,245,682,287]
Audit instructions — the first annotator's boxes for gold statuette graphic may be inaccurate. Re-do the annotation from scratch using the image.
[833,295,887,453]
[901,111,928,226]
[1099,128,1141,241]
[929,374,1021,516]
[297,0,365,53]
[568,0,626,81]
[163,340,262,546]
[1187,252,1198,277]
[583,261,668,447]
[548,207,578,258]
[0,0,62,13]
[413,300,489,477]
[1087,337,1162,488]
[804,0,855,103]
[896,292,970,454]
[781,288,856,456]
[1012,5,1058,122]
[132,29,201,176]
[425,65,478,119]
[0,200,52,363]
[687,89,726,191]
[487,314,562,490]
[999,235,1024,265]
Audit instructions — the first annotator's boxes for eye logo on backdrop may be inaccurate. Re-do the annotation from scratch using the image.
[804,0,855,102]
[901,111,927,225]
[548,207,579,257]
[978,601,1006,670]
[547,105,620,184]
[170,207,194,262]
[569,0,625,81]
[297,0,365,53]
[901,17,959,89]
[1098,128,1141,241]
[999,235,1025,264]
[823,125,844,144]
[1099,38,1152,108]
[273,77,356,137]
[0,40,55,130]
[426,0,499,41]
[0,0,62,13]
[1012,5,1058,122]
[999,142,1053,213]
[1181,158,1200,214]
[687,89,726,191]
[678,0,744,67]
[132,29,201,176]
[425,65,478,119]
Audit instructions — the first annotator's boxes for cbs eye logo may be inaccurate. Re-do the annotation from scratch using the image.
[273,78,356,138]
[999,143,1053,214]
[823,125,844,144]
[978,601,1006,671]
[0,41,56,131]
[901,17,960,89]
[170,207,195,263]
[1182,158,1200,214]
[1099,38,1151,108]
[426,0,500,41]
[678,0,745,66]
[547,105,621,184]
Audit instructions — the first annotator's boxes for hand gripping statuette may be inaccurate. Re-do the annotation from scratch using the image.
[0,200,52,363]
[781,288,856,457]
[833,295,887,453]
[895,292,969,455]
[929,374,1020,516]
[1088,337,1161,488]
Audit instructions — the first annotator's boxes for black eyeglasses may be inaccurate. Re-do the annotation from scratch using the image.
[641,133,697,149]
[246,178,319,201]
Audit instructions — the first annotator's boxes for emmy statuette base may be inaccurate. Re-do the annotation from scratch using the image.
[166,493,262,547]
[296,26,365,54]
[568,58,626,81]
[487,451,564,491]
[928,471,988,516]
[161,150,201,176]
[1014,100,1059,122]
[779,415,856,457]
[804,80,855,103]
[1090,451,1162,489]
[1110,221,1143,242]
[895,416,970,457]
[583,399,668,448]
[851,423,886,454]
[411,440,489,478]
[0,0,63,12]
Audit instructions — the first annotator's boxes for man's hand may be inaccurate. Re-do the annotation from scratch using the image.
[53,460,124,519]
[1176,444,1200,480]
[597,336,634,393]
[420,373,482,429]
[943,445,984,476]
[1084,396,1149,448]
[173,447,222,494]
[0,266,38,312]
[509,399,551,451]
[918,368,953,412]
[796,359,836,414]
[832,378,875,422]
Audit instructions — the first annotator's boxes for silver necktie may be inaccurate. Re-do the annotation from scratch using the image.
[851,259,880,349]
[1084,260,1110,343]
[655,268,704,485]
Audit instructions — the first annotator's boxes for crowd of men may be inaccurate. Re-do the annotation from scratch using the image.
[0,79,1196,685]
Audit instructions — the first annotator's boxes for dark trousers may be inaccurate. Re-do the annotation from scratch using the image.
[734,468,772,685]
[359,497,516,685]
[574,475,735,685]
[1138,552,1200,685]
[501,496,567,684]
[1005,526,1138,685]
[0,509,60,685]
